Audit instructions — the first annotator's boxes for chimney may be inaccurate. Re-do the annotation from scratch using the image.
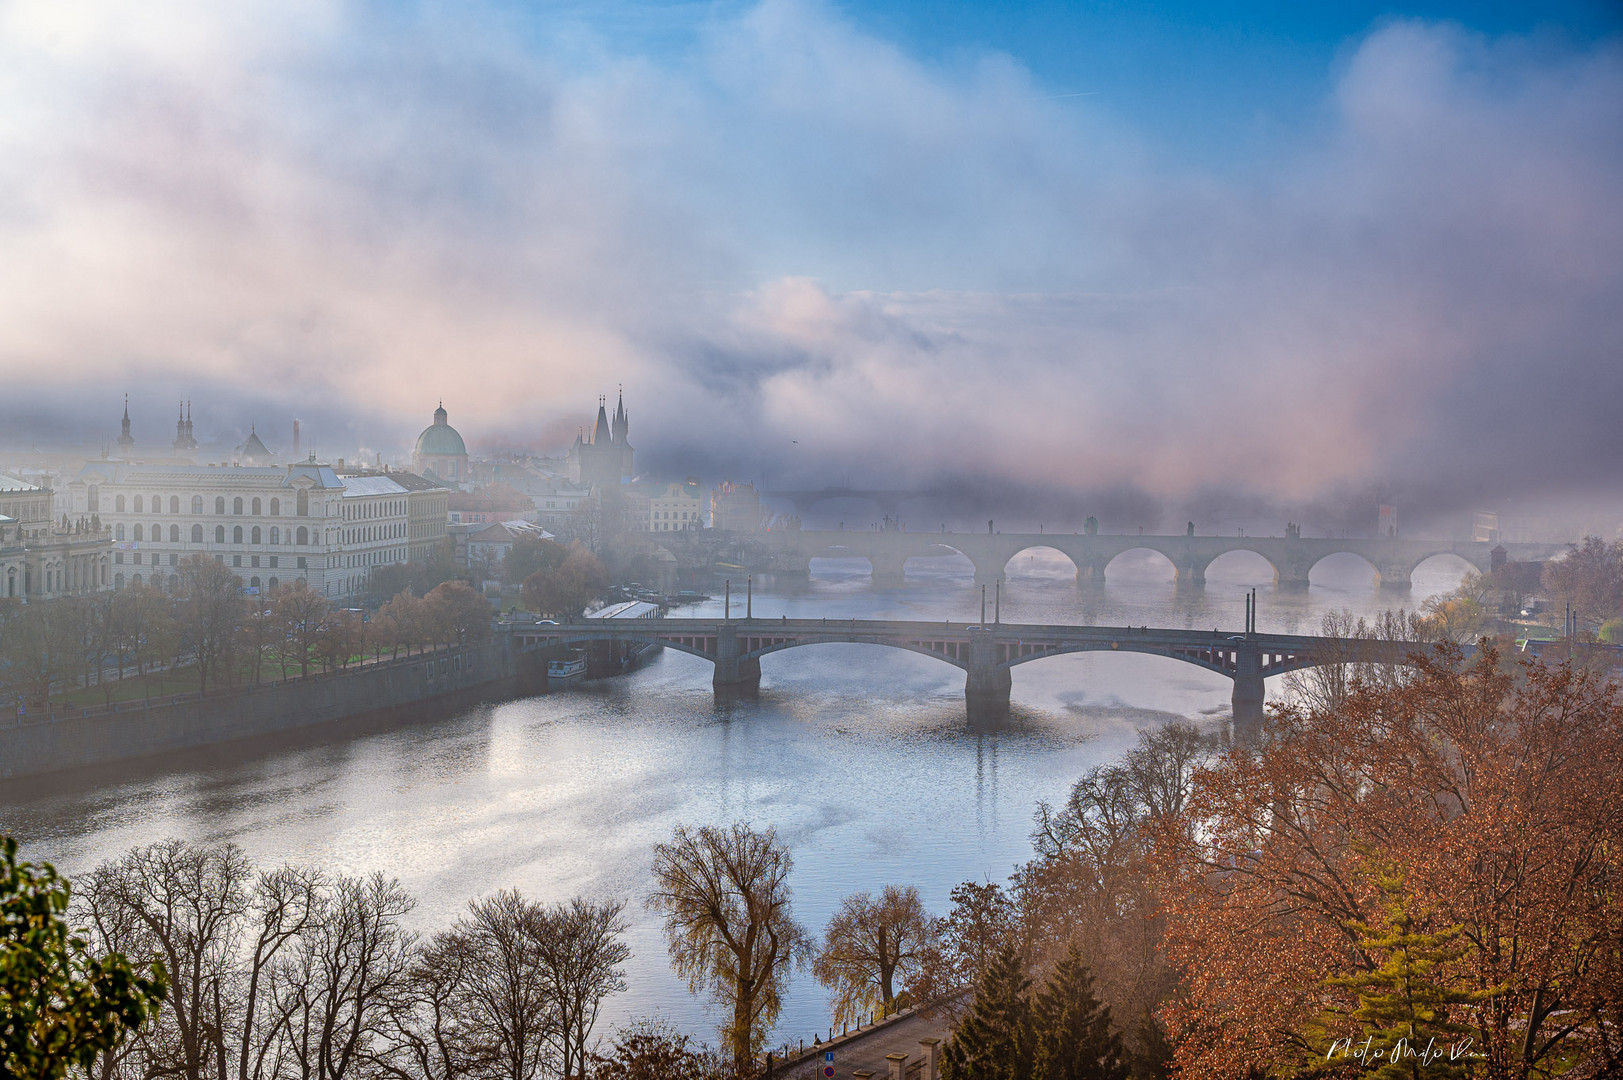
[293,419,301,462]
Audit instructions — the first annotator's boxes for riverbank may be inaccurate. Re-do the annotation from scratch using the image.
[0,640,548,781]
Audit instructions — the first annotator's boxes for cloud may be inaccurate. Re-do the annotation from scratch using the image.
[0,1,1618,521]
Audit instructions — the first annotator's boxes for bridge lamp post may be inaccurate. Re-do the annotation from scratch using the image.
[747,575,753,620]
[980,584,986,624]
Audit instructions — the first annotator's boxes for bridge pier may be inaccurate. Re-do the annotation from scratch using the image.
[1375,563,1413,590]
[1080,561,1107,586]
[712,627,762,696]
[964,630,1011,725]
[1231,644,1265,741]
[1176,560,1208,587]
[869,553,908,588]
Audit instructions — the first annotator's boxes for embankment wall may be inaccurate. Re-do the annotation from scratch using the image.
[0,642,546,781]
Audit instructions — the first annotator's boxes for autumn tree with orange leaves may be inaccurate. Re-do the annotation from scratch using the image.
[1153,645,1623,1079]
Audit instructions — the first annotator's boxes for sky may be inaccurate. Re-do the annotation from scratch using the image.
[1,0,1619,528]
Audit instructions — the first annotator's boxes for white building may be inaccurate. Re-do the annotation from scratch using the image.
[335,473,413,598]
[68,462,348,596]
[1,473,112,601]
[647,479,705,532]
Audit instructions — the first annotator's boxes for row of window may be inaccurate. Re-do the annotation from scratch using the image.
[116,524,314,545]
[89,488,313,517]
[345,523,404,544]
[344,499,405,519]
[115,551,308,571]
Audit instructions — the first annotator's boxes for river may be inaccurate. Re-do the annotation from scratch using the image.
[0,547,1474,1048]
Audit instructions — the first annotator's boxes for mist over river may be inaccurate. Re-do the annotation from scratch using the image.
[0,548,1476,1045]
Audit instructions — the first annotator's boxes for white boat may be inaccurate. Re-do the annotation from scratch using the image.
[547,652,588,686]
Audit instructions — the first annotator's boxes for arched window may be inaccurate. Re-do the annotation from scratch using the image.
[251,526,262,544]
[270,498,280,516]
[216,497,226,514]
[133,495,143,513]
[193,495,203,514]
[87,485,99,512]
[115,524,125,540]
[268,577,278,590]
[250,576,261,588]
[170,525,180,542]
[296,489,309,516]
[269,526,280,544]
[152,522,161,541]
[151,494,162,512]
[133,524,143,542]
[296,526,308,545]
[114,573,124,590]
[132,573,142,586]
[233,526,243,544]
[168,574,180,592]
[252,497,262,515]
[215,525,226,543]
[116,495,125,512]
[233,497,244,515]
[192,524,203,542]
[170,496,179,514]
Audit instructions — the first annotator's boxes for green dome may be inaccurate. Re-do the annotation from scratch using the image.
[415,404,467,457]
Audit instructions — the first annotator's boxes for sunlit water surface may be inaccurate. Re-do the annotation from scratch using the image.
[0,549,1475,1045]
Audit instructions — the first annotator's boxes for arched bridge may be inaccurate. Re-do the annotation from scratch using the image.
[502,617,1448,730]
[757,530,1565,590]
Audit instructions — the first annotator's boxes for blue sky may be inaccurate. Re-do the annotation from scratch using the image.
[1,0,1620,518]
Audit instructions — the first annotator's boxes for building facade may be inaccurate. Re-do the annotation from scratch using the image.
[389,470,452,561]
[1,473,112,601]
[647,479,705,532]
[68,462,348,596]
[711,481,763,533]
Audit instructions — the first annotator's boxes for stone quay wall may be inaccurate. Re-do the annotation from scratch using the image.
[0,641,546,781]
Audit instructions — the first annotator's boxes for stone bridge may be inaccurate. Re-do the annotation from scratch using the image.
[756,530,1565,590]
[503,617,1451,731]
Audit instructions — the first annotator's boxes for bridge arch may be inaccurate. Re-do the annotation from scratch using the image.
[1306,550,1383,589]
[1410,552,1482,590]
[742,636,970,670]
[902,544,975,583]
[1203,548,1281,586]
[1001,545,1081,582]
[1100,546,1181,585]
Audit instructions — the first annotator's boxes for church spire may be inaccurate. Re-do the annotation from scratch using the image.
[593,395,612,444]
[612,386,629,445]
[116,394,135,452]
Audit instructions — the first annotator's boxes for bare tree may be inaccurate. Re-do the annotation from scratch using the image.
[535,898,630,1080]
[647,822,810,1072]
[267,872,416,1080]
[77,840,253,1080]
[1282,607,1423,712]
[813,885,931,1025]
[235,866,326,1080]
[429,890,555,1080]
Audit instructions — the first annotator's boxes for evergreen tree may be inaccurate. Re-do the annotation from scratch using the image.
[1030,943,1130,1080]
[943,944,1033,1080]
[1,836,167,1078]
[1311,867,1492,1080]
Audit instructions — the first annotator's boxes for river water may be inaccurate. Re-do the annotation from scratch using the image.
[0,547,1473,1047]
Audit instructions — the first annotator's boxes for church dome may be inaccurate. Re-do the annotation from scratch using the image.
[415,404,467,457]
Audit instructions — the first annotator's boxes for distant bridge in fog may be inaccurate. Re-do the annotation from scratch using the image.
[502,616,1466,730]
[753,530,1566,590]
